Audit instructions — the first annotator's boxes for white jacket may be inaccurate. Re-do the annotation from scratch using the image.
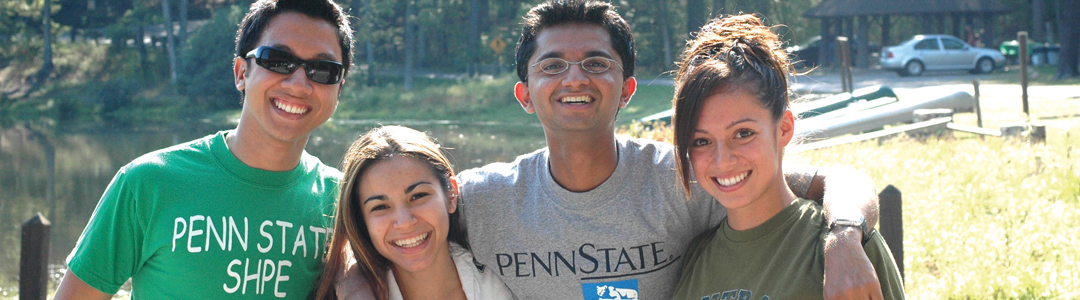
[336,243,517,300]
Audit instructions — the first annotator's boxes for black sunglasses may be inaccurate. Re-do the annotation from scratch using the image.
[244,46,345,85]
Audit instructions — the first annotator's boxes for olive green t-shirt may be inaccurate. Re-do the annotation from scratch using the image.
[66,131,340,299]
[673,199,905,300]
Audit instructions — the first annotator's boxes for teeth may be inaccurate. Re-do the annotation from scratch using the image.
[715,172,749,187]
[274,99,309,115]
[560,96,591,104]
[393,233,429,248]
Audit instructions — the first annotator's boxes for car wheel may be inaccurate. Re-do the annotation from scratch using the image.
[976,57,995,74]
[905,61,924,76]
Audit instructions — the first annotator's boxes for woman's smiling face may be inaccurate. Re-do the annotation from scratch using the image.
[358,156,456,273]
[689,87,794,217]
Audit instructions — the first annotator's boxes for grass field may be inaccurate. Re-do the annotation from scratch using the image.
[799,128,1079,299]
[619,106,1080,298]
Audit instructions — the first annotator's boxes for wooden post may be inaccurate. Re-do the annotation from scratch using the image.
[973,80,983,128]
[20,213,51,300]
[837,37,853,93]
[879,185,904,281]
[1019,32,1030,117]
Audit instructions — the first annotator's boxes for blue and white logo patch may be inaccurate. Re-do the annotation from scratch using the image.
[582,279,639,300]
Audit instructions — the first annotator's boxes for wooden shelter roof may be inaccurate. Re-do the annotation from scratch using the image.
[805,0,1008,18]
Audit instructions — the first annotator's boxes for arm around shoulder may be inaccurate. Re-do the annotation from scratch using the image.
[787,163,885,300]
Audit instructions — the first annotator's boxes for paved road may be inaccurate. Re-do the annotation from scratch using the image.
[792,68,1051,93]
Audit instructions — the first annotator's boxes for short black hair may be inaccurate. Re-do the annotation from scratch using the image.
[515,0,635,83]
[235,0,354,79]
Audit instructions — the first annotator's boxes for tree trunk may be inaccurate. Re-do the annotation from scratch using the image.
[179,0,187,57]
[404,0,415,90]
[136,24,148,77]
[162,0,178,90]
[417,24,425,69]
[1055,0,1080,79]
[1033,0,1045,42]
[687,0,706,35]
[1056,0,1064,43]
[352,0,375,84]
[39,0,54,86]
[659,0,673,70]
[469,0,481,75]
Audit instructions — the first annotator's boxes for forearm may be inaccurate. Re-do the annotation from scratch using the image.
[789,164,885,299]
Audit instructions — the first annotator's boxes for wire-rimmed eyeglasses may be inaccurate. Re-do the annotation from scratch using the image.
[530,56,623,76]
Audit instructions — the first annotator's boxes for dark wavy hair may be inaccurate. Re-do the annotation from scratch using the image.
[515,0,635,82]
[672,14,795,196]
[234,0,354,79]
[314,126,469,300]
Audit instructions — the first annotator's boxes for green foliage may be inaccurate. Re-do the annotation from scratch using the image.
[92,77,140,116]
[177,5,244,112]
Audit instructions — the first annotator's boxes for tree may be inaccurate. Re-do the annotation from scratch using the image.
[37,0,53,87]
[178,5,244,110]
[687,0,706,34]
[162,0,178,90]
[659,0,674,70]
[1055,0,1079,79]
[1033,0,1045,41]
[179,0,188,58]
[468,0,484,75]
[403,0,415,90]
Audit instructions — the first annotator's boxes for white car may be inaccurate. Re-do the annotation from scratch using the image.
[880,34,1006,76]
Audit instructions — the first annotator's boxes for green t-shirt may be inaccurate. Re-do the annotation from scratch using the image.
[673,199,905,300]
[66,131,341,299]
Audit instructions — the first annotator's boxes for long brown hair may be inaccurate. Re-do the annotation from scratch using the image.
[671,14,795,197]
[314,125,468,300]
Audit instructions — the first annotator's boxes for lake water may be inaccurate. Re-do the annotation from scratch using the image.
[0,118,547,291]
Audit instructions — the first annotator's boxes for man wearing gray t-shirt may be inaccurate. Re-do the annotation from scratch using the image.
[456,1,886,299]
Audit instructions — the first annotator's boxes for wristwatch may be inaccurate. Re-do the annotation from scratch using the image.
[828,217,868,235]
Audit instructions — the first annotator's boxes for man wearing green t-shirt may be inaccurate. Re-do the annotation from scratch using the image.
[53,0,354,298]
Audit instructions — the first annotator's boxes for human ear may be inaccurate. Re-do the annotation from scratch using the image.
[619,77,637,108]
[446,176,460,214]
[233,57,247,92]
[514,81,535,114]
[778,110,795,148]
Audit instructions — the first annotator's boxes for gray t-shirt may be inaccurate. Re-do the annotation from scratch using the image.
[457,136,725,300]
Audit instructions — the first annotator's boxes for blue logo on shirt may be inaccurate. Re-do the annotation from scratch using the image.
[582,279,639,300]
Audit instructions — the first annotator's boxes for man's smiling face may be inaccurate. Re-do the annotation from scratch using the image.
[233,11,342,147]
[514,22,636,136]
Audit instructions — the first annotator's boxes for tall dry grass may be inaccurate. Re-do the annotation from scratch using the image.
[619,120,1080,299]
